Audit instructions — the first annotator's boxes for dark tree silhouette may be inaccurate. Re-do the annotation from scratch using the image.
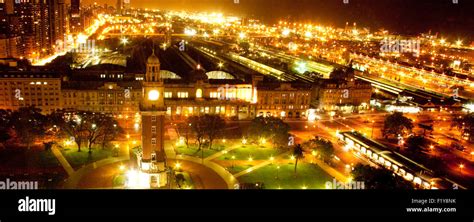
[293,144,304,175]
[382,112,414,139]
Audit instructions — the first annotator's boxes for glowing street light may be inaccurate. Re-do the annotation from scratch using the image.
[175,162,181,170]
[121,37,129,45]
[119,165,126,171]
[459,163,464,173]
[242,138,247,145]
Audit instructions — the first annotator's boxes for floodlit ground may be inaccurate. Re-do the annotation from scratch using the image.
[238,162,333,189]
[61,148,114,169]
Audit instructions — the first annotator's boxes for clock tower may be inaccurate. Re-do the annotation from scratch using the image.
[139,50,167,188]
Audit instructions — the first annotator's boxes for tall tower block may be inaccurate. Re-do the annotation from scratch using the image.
[139,50,167,188]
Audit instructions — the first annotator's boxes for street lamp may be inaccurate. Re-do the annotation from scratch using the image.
[459,163,464,173]
[276,165,280,179]
[311,150,317,163]
[270,156,274,164]
[231,155,235,168]
[175,162,181,171]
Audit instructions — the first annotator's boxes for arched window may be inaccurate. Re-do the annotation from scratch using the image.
[196,88,203,98]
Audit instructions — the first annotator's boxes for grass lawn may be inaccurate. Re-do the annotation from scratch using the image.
[238,162,333,189]
[227,164,254,174]
[0,148,61,168]
[217,144,285,160]
[61,148,113,169]
[174,144,220,159]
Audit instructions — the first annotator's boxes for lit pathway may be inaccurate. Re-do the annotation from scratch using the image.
[305,156,350,183]
[165,127,238,189]
[203,144,241,161]
[233,151,290,178]
[62,144,131,189]
[51,145,75,176]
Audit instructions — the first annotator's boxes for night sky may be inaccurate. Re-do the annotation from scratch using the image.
[82,0,474,40]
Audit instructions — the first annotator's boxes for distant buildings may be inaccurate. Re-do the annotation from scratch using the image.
[0,0,67,59]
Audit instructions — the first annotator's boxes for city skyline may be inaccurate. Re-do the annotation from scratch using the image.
[0,0,473,193]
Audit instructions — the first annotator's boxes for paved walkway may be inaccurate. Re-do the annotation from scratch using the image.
[204,144,241,161]
[62,144,131,189]
[306,156,349,183]
[63,156,130,188]
[233,151,290,178]
[165,127,238,189]
[51,145,75,176]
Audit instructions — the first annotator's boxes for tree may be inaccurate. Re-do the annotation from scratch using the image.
[293,144,304,175]
[452,113,474,142]
[9,107,47,149]
[202,115,225,150]
[98,117,124,150]
[0,110,12,147]
[177,122,192,148]
[49,111,87,152]
[302,136,334,162]
[49,111,122,153]
[351,164,412,189]
[175,174,186,188]
[405,135,429,156]
[81,113,122,153]
[186,116,206,151]
[382,112,414,139]
[247,116,291,148]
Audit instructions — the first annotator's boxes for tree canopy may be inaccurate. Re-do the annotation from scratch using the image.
[382,112,414,139]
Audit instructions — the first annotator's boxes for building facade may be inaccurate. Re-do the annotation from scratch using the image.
[312,78,372,112]
[256,82,312,119]
[0,71,62,113]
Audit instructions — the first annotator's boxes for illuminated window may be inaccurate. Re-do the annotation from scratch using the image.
[196,88,202,98]
[210,92,219,98]
[151,116,156,122]
[151,138,156,145]
[166,107,171,115]
[164,92,172,98]
[176,106,182,115]
[177,92,188,98]
[215,106,220,113]
[205,107,209,113]
[151,126,156,134]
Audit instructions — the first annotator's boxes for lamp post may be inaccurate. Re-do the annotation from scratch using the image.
[231,155,235,168]
[459,163,464,173]
[276,165,280,179]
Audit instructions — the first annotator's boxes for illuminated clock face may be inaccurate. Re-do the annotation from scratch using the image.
[148,90,160,101]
